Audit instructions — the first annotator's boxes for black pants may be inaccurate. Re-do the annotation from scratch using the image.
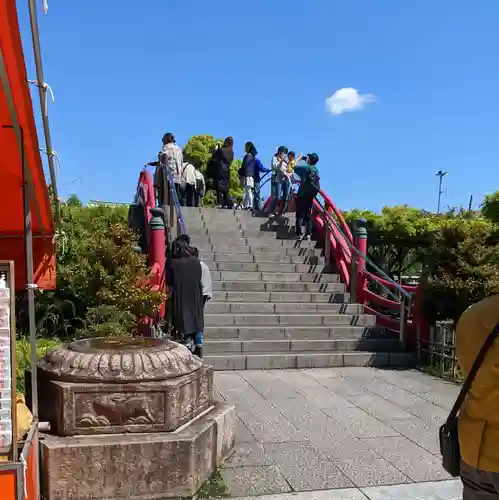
[295,196,314,237]
[174,183,184,206]
[217,189,230,208]
[461,459,499,499]
[183,184,195,207]
[194,192,202,208]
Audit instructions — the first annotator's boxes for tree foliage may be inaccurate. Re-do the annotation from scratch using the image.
[183,134,244,205]
[342,205,440,278]
[19,204,164,339]
[343,203,499,323]
[420,218,499,322]
[482,190,499,223]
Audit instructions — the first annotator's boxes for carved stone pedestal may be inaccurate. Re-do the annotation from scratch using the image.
[41,402,235,500]
[36,337,235,500]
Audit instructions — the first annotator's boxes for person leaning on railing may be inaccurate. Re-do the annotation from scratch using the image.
[455,295,499,498]
[293,153,320,240]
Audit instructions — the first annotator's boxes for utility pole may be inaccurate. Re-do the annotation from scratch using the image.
[436,170,447,214]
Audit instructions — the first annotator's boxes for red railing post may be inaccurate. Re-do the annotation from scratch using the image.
[149,207,166,325]
[353,218,368,304]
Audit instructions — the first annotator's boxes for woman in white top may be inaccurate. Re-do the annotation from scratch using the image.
[269,146,288,214]
[193,165,206,208]
[181,161,196,207]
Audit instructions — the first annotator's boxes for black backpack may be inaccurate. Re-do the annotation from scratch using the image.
[301,168,321,198]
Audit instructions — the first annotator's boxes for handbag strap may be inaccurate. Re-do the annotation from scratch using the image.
[446,321,499,424]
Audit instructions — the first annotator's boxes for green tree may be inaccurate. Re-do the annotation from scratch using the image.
[65,194,82,207]
[420,218,499,322]
[342,205,440,278]
[183,134,243,205]
[482,191,499,223]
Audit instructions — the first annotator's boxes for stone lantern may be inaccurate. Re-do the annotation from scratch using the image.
[36,337,235,499]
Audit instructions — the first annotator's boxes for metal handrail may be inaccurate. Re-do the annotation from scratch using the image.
[259,171,272,190]
[165,166,187,235]
[314,197,411,300]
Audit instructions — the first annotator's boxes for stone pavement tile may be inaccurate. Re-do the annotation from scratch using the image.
[383,417,441,455]
[306,427,381,462]
[240,371,302,400]
[347,394,416,421]
[361,479,462,500]
[223,441,274,468]
[352,380,429,410]
[229,488,366,500]
[237,405,305,443]
[407,402,449,428]
[263,441,354,491]
[305,371,371,399]
[322,405,401,438]
[221,465,292,497]
[234,417,258,443]
[331,455,410,488]
[361,436,451,482]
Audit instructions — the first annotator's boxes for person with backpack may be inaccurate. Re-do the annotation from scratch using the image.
[181,160,196,207]
[294,153,320,240]
[194,162,206,208]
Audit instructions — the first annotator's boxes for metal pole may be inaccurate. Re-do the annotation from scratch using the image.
[27,0,60,223]
[349,256,357,304]
[399,295,406,350]
[324,224,331,266]
[436,170,447,215]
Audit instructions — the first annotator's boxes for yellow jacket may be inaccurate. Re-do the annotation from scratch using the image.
[456,294,499,472]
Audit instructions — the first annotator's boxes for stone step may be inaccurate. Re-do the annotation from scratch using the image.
[204,338,399,354]
[202,236,321,248]
[205,351,417,371]
[204,253,325,265]
[205,262,326,273]
[204,313,375,327]
[196,245,324,257]
[204,325,383,340]
[211,291,349,303]
[212,281,346,292]
[205,302,362,314]
[211,271,339,283]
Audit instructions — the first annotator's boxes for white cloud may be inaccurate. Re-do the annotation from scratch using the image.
[325,87,376,115]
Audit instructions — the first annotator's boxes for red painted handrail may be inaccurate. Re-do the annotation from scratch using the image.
[268,176,422,337]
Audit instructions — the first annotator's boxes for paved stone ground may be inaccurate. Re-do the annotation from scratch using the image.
[230,479,462,500]
[214,367,461,498]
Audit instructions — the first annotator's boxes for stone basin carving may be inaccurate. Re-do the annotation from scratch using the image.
[36,337,213,436]
[38,337,203,383]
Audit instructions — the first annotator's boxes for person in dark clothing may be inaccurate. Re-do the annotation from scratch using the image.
[208,136,234,208]
[294,153,320,240]
[240,141,258,210]
[167,237,204,358]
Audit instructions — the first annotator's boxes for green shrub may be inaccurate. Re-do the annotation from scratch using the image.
[420,218,499,322]
[17,203,164,339]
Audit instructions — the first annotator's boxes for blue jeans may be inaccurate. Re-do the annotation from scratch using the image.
[183,332,204,351]
[270,179,289,213]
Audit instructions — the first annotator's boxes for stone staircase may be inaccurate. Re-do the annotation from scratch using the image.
[182,207,414,370]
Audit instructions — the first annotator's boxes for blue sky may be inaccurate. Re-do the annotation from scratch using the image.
[16,0,499,211]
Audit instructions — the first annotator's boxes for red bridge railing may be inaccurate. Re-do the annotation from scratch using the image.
[266,181,429,349]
